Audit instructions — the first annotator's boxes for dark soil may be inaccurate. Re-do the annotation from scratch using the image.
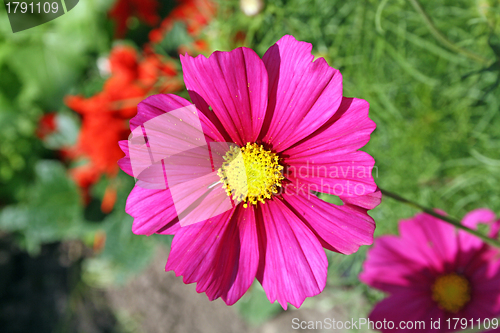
[0,235,116,333]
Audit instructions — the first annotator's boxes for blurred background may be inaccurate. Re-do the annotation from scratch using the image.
[0,0,499,332]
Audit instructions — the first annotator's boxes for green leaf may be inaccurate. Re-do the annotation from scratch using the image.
[0,160,82,253]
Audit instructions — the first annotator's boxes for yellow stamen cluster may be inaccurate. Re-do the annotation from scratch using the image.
[431,273,471,313]
[217,143,284,208]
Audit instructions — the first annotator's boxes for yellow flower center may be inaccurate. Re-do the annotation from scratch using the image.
[431,273,471,313]
[217,143,284,208]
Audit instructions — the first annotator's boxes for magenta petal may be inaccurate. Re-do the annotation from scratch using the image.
[171,172,233,227]
[458,208,497,256]
[491,220,500,239]
[369,291,441,333]
[223,206,260,305]
[166,209,235,288]
[468,264,500,317]
[166,207,259,305]
[285,150,377,198]
[461,208,497,229]
[125,186,180,235]
[463,262,500,325]
[398,213,458,273]
[121,94,226,181]
[180,48,268,146]
[187,90,232,142]
[117,140,133,176]
[282,190,375,254]
[360,234,435,293]
[130,94,186,131]
[131,93,226,143]
[285,97,375,159]
[463,306,500,331]
[261,35,343,151]
[256,199,327,309]
[282,97,377,196]
[465,289,500,321]
[341,188,382,210]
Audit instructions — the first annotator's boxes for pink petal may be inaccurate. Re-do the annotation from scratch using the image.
[369,291,442,333]
[166,206,259,305]
[461,208,497,229]
[285,97,375,159]
[180,48,268,146]
[125,186,180,235]
[224,207,260,304]
[261,35,343,151]
[131,93,226,143]
[170,172,233,227]
[453,253,500,325]
[341,188,382,210]
[256,198,328,309]
[284,150,377,198]
[462,266,500,327]
[282,97,377,196]
[126,126,234,228]
[360,234,435,293]
[468,252,500,294]
[464,292,500,321]
[119,94,227,182]
[281,189,375,254]
[491,220,500,240]
[166,209,234,286]
[130,167,233,229]
[458,208,497,258]
[117,140,133,176]
[187,89,232,143]
[398,213,458,273]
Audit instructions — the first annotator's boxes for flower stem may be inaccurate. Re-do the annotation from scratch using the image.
[379,188,500,248]
[407,0,491,66]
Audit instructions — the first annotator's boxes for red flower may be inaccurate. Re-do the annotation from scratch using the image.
[101,187,117,214]
[109,45,139,83]
[64,45,183,211]
[109,0,161,39]
[36,113,57,139]
[148,0,216,49]
[69,164,100,205]
[138,50,182,92]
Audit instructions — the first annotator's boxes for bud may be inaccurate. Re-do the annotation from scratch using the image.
[240,0,264,17]
[97,56,111,77]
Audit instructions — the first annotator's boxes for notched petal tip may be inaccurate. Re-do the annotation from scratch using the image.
[262,34,344,151]
[180,45,268,145]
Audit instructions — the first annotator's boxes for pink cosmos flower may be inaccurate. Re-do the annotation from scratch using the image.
[119,35,380,308]
[360,209,500,332]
